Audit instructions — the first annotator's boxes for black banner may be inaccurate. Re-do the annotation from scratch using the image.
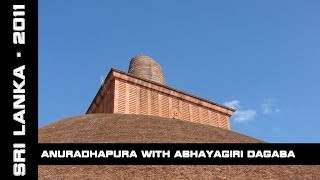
[38,143,320,165]
[6,0,38,179]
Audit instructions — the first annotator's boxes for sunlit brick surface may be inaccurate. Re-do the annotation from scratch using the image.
[87,69,233,130]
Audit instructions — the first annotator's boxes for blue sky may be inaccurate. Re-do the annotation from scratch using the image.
[39,0,320,143]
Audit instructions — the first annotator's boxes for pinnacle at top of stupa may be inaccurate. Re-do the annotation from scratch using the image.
[128,54,166,85]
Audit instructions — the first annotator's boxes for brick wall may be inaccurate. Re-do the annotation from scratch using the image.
[113,79,230,130]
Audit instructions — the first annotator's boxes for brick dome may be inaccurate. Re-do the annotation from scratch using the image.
[128,54,166,85]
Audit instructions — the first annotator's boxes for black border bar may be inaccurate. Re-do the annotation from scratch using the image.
[6,0,38,178]
[38,143,320,165]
